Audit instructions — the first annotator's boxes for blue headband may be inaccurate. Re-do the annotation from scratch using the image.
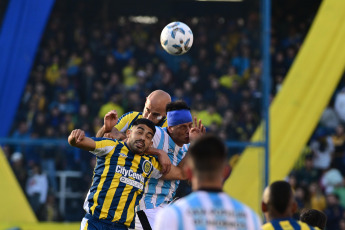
[167,109,193,127]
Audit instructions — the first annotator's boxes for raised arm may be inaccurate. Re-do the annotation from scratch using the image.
[189,117,206,142]
[104,127,127,140]
[68,129,96,151]
[96,110,120,137]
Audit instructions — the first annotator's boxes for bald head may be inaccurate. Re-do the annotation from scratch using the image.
[143,90,171,125]
[147,90,171,104]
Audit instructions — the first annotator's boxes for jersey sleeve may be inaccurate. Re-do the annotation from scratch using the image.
[152,127,167,150]
[182,143,189,153]
[153,206,179,230]
[89,137,117,157]
[150,156,162,179]
[115,111,138,132]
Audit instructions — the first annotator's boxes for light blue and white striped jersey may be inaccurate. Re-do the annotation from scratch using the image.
[154,190,262,230]
[137,126,188,211]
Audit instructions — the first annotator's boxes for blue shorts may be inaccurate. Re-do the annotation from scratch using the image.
[80,213,128,230]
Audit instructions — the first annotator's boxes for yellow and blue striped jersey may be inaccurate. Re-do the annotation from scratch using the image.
[84,137,162,228]
[262,218,319,230]
[115,111,167,132]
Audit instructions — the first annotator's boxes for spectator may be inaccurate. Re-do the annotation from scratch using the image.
[320,167,343,194]
[332,124,345,175]
[26,163,48,220]
[98,94,124,119]
[324,193,344,230]
[41,194,61,221]
[195,105,222,128]
[295,154,319,187]
[11,152,27,191]
[309,182,327,211]
[335,88,345,122]
[311,135,334,171]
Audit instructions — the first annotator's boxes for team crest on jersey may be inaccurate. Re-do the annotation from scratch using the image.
[168,148,174,155]
[142,160,152,174]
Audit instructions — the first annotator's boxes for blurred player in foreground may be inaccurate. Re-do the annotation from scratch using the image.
[69,118,188,230]
[134,101,205,230]
[262,181,319,230]
[154,134,261,230]
[300,209,327,230]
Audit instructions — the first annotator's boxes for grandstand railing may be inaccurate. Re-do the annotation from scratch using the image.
[56,171,84,216]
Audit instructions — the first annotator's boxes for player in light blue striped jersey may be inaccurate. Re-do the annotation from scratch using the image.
[134,101,205,230]
[154,134,262,230]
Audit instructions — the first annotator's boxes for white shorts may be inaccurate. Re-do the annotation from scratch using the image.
[130,207,164,230]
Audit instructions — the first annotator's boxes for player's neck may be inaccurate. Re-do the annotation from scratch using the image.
[269,212,293,221]
[191,177,223,191]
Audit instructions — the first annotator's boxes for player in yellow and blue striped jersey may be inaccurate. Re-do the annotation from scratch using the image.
[69,118,184,230]
[261,181,319,230]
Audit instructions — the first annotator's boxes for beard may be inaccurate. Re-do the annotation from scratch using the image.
[129,140,146,154]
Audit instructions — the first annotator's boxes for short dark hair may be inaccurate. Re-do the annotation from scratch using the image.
[166,100,190,112]
[188,134,227,172]
[132,118,156,135]
[300,209,327,230]
[268,181,293,214]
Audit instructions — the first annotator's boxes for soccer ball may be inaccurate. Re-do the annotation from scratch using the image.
[160,21,193,55]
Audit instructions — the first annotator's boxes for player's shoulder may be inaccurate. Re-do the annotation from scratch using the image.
[217,193,261,221]
[226,193,253,210]
[89,137,120,157]
[141,153,159,164]
[153,126,169,138]
[120,111,141,118]
[261,222,273,230]
[172,192,199,208]
[297,220,318,229]
[91,137,118,143]
[160,117,168,128]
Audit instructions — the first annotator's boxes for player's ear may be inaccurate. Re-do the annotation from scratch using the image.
[149,141,153,148]
[223,164,231,182]
[126,129,131,139]
[261,201,268,212]
[167,126,172,133]
[291,200,298,214]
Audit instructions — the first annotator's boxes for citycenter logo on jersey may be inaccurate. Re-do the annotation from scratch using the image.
[116,165,145,185]
[116,165,144,183]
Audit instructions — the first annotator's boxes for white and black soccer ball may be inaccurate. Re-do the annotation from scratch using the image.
[160,21,193,55]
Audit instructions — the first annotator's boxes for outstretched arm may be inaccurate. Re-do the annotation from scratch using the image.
[160,157,188,180]
[68,129,96,151]
[147,148,172,174]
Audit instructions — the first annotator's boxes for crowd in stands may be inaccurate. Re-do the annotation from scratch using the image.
[5,0,345,227]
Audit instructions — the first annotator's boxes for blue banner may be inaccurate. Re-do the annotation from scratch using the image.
[0,0,55,137]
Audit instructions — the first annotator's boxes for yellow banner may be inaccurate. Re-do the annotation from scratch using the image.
[0,147,37,222]
[224,0,345,214]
